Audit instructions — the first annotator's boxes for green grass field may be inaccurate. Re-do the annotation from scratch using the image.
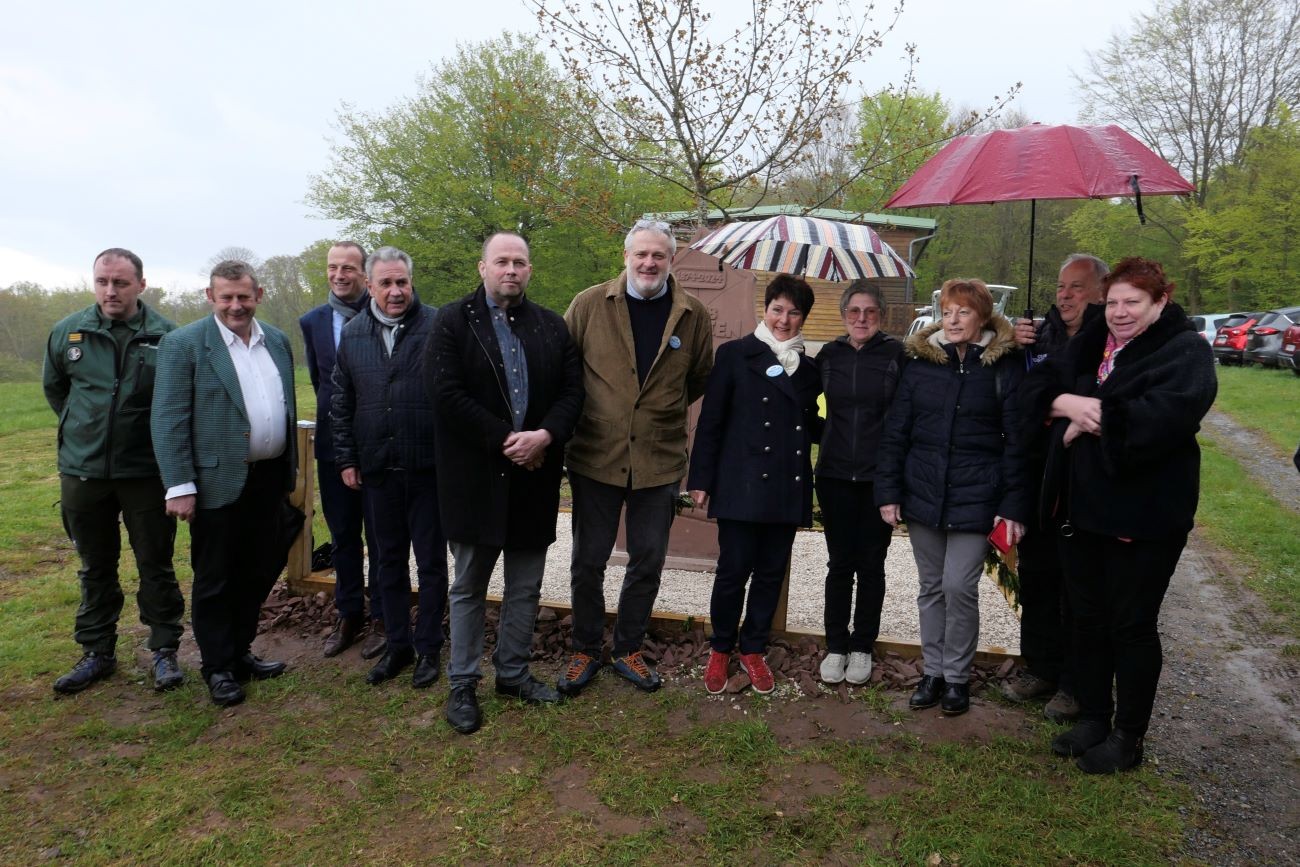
[1212,365,1300,456]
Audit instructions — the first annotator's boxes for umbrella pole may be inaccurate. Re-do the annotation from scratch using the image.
[1026,199,1036,315]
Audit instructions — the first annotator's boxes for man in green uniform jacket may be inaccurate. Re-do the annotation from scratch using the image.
[42,248,186,695]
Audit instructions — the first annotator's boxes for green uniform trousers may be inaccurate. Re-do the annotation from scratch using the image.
[60,474,184,653]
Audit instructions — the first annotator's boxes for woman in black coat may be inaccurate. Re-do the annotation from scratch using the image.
[687,274,821,696]
[814,279,905,686]
[1021,257,1216,774]
[876,278,1029,716]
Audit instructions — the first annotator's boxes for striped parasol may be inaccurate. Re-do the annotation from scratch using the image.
[688,215,913,281]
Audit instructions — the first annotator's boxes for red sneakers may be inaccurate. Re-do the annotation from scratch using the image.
[739,653,775,694]
[703,650,730,694]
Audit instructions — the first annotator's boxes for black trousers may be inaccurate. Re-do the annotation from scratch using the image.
[1062,529,1186,735]
[815,476,893,654]
[568,471,677,657]
[60,474,184,654]
[317,458,381,622]
[364,469,447,656]
[710,519,797,655]
[1016,522,1073,689]
[190,460,287,679]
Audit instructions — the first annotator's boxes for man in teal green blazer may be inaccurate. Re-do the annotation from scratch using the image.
[151,260,297,707]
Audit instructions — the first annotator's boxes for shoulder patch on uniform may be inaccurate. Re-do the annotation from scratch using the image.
[68,332,83,343]
[67,347,82,361]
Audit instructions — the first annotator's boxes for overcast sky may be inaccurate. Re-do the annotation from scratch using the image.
[0,0,1150,292]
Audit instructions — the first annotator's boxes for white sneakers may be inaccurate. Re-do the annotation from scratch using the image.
[819,652,847,683]
[845,652,872,685]
[819,651,874,685]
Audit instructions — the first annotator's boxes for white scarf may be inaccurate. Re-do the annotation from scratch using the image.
[753,321,804,376]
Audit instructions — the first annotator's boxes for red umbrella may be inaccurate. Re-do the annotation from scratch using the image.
[886,123,1194,311]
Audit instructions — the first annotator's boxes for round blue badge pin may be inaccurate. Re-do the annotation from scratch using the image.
[765,364,783,377]
[668,335,681,349]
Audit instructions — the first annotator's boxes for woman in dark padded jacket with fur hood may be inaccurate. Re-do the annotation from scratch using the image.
[1020,257,1216,775]
[876,278,1029,717]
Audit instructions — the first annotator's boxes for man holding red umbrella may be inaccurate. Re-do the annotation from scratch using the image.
[1002,253,1107,722]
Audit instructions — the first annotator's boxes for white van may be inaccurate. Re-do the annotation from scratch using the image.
[905,284,1020,337]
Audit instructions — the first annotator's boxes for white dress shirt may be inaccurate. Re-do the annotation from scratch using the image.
[165,315,288,500]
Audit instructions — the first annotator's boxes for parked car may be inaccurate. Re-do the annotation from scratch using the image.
[1191,313,1231,342]
[1243,306,1300,367]
[1278,323,1300,376]
[1212,312,1264,365]
[905,284,1018,337]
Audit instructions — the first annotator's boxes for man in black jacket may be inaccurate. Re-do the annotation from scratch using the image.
[1004,253,1107,721]
[331,246,445,689]
[300,241,384,661]
[425,232,584,735]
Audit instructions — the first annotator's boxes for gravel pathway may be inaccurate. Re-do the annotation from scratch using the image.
[1200,408,1299,513]
[1152,538,1300,864]
[478,521,1023,652]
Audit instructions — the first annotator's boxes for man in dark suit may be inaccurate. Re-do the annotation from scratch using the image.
[300,242,385,660]
[330,246,446,688]
[425,232,584,735]
[152,260,296,707]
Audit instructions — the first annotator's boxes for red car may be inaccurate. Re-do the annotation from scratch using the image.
[1212,312,1263,365]
[1279,323,1300,376]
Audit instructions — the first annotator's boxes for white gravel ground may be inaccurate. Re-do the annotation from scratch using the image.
[470,520,1022,653]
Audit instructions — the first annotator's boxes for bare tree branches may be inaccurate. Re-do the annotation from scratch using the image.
[1076,0,1300,206]
[532,0,908,221]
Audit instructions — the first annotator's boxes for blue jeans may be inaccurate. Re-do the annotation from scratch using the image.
[447,542,547,687]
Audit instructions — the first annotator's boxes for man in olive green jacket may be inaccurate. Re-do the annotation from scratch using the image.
[43,248,185,695]
[559,219,714,695]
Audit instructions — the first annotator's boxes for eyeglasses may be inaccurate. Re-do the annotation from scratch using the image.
[844,306,881,319]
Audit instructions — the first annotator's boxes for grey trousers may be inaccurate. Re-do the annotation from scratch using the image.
[908,523,987,684]
[447,541,546,688]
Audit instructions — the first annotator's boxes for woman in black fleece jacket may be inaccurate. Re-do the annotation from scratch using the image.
[1020,257,1216,774]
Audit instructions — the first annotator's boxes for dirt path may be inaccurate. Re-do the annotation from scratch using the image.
[1152,538,1300,864]
[1200,408,1299,513]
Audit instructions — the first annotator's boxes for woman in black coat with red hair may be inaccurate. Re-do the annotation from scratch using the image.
[1021,257,1216,774]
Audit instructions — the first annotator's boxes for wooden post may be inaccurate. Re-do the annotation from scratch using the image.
[770,555,792,634]
[286,421,316,592]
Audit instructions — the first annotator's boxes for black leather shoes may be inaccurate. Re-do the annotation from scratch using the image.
[151,649,184,692]
[366,646,414,685]
[909,674,945,710]
[495,675,563,705]
[235,654,287,682]
[412,653,441,689]
[1051,719,1112,757]
[940,682,971,715]
[359,620,387,660]
[207,671,246,707]
[322,616,362,658]
[1076,729,1144,774]
[53,652,116,695]
[446,685,482,734]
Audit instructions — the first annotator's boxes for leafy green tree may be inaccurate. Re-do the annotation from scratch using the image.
[1077,0,1300,210]
[844,89,955,213]
[1184,110,1300,310]
[309,34,682,310]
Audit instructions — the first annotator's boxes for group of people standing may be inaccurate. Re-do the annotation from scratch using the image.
[680,250,1215,775]
[45,228,1215,774]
